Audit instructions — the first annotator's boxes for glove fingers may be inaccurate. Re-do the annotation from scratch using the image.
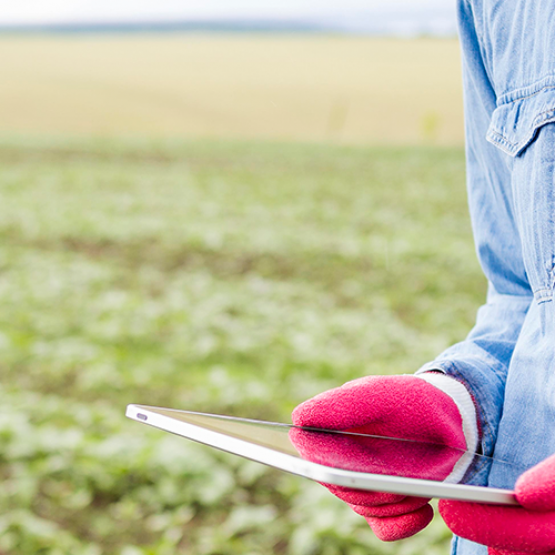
[365,504,434,541]
[516,453,555,512]
[325,483,406,506]
[349,496,431,517]
[440,500,555,553]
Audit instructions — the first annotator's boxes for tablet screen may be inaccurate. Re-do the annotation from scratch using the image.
[133,406,526,489]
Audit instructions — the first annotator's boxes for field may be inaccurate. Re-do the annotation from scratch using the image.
[0,36,463,144]
[0,35,480,555]
[0,137,484,554]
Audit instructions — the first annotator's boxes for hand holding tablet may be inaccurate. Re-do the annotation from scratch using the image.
[291,374,475,540]
[126,368,533,543]
[440,453,555,554]
[126,405,520,501]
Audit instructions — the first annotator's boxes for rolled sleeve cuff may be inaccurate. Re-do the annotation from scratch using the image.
[415,358,504,460]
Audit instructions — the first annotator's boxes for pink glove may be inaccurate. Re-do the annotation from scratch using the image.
[439,453,555,555]
[291,374,471,541]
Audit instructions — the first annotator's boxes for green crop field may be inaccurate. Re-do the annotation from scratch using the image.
[0,34,478,555]
[0,136,483,555]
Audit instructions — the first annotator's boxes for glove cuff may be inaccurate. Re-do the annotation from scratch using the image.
[414,372,479,483]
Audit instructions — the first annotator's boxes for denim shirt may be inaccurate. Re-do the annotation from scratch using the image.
[415,1,555,553]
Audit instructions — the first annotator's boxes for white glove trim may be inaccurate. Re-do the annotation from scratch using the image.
[414,372,479,484]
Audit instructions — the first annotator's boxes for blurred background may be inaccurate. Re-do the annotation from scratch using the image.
[0,1,484,554]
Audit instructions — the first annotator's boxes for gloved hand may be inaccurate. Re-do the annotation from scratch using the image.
[291,374,475,541]
[439,453,555,554]
[289,419,467,539]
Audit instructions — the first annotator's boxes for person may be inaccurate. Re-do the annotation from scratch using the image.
[293,0,555,553]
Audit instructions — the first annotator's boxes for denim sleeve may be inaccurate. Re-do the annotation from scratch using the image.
[416,284,530,458]
[414,0,534,458]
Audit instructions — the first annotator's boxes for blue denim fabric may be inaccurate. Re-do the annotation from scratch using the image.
[415,1,555,553]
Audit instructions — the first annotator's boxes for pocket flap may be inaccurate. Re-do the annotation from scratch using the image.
[487,86,555,157]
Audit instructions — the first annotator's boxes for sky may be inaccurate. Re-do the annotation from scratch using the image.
[0,0,457,35]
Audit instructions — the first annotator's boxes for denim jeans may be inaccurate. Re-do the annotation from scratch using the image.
[415,1,555,553]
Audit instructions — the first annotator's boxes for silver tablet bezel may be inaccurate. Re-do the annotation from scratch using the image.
[126,404,518,506]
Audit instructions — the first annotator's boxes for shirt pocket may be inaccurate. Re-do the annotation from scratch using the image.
[486,84,555,305]
[487,83,555,158]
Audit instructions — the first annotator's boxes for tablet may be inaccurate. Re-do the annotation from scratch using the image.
[126,404,520,506]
